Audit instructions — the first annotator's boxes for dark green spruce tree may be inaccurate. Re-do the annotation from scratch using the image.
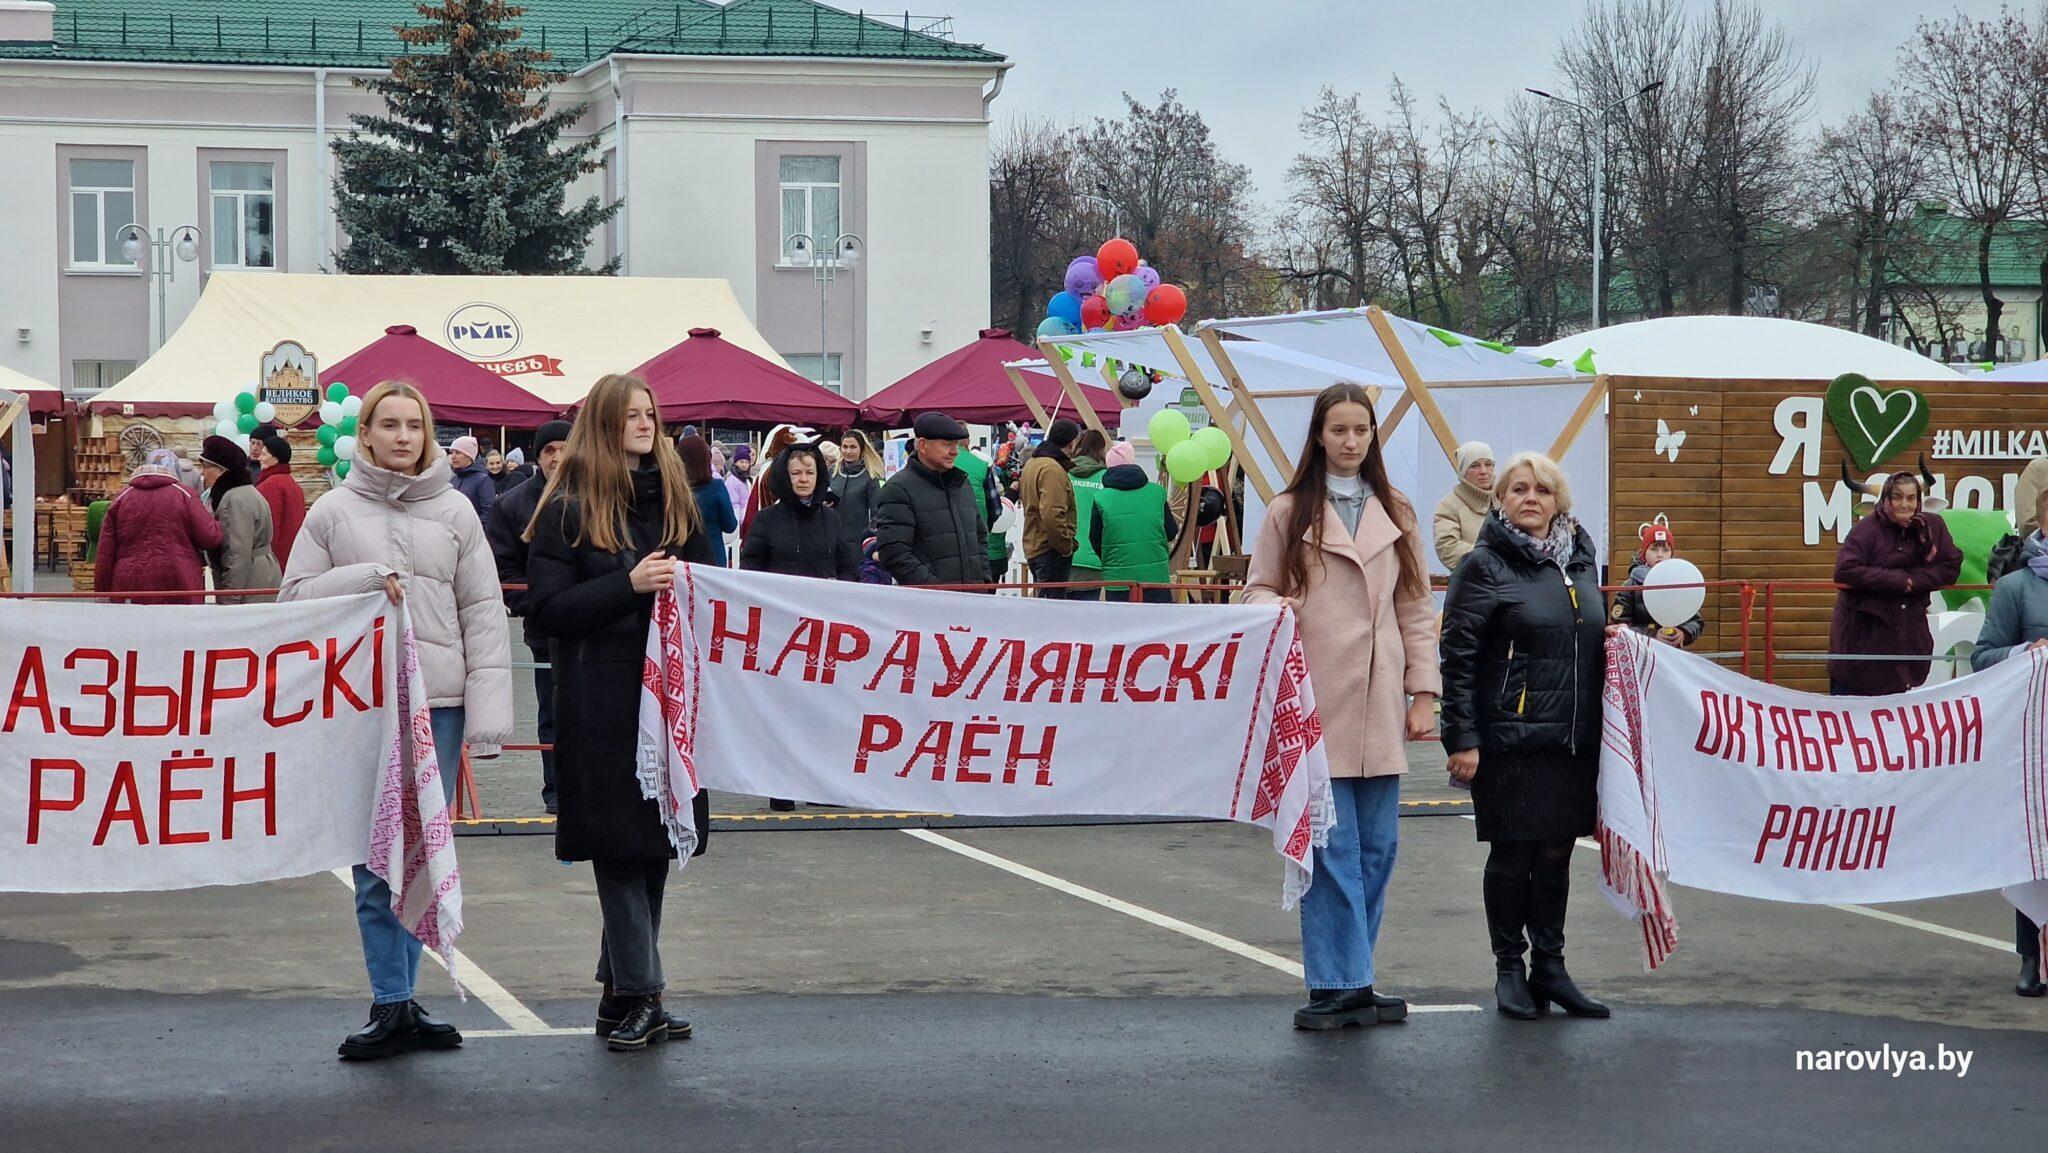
[332,1,619,273]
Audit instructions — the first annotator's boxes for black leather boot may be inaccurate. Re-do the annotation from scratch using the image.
[1292,986,1406,1030]
[606,995,671,1051]
[409,1001,462,1049]
[2018,957,2045,998]
[338,1001,419,1060]
[599,987,692,1039]
[1527,866,1609,1019]
[1483,870,1541,1020]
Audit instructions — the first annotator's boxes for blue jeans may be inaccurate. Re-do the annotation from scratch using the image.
[1299,775,1401,991]
[353,706,464,1005]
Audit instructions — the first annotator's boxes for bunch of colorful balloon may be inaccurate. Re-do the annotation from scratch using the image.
[209,390,275,449]
[1035,238,1191,341]
[312,382,363,479]
[1147,409,1232,484]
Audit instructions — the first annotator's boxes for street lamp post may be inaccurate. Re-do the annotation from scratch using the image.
[1077,189,1122,239]
[118,223,202,352]
[784,231,864,395]
[1525,81,1663,329]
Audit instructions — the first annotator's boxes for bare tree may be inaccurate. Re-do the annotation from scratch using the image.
[987,116,1081,338]
[1898,7,2041,345]
[1812,94,1930,336]
[1485,95,1585,341]
[1280,87,1394,306]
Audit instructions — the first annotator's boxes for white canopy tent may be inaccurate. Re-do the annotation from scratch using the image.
[87,272,785,416]
[1532,316,1963,382]
[1981,359,2048,383]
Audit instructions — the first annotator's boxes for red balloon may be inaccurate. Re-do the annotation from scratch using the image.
[1096,237,1140,281]
[1144,283,1188,326]
[1080,293,1112,330]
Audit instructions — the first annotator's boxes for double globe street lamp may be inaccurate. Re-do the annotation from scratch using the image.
[784,231,864,395]
[117,222,203,352]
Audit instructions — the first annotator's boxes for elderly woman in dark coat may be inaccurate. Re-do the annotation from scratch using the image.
[526,374,711,1053]
[1439,451,1609,1023]
[1828,471,1962,697]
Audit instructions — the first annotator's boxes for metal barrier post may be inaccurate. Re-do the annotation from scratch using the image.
[1763,582,1777,684]
[1738,582,1756,679]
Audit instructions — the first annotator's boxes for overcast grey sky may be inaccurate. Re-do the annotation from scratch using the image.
[942,0,2011,209]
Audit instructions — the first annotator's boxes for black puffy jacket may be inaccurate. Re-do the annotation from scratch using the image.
[873,457,989,586]
[1439,514,1607,756]
[740,497,858,581]
[486,471,550,649]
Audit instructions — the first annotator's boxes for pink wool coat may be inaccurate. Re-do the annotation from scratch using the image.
[1243,491,1443,778]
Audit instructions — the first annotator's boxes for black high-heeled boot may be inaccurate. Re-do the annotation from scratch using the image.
[2018,958,2045,998]
[1483,870,1542,1020]
[1527,866,1609,1019]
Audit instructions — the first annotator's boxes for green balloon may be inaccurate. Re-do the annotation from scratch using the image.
[316,425,339,447]
[1148,409,1192,452]
[334,460,352,479]
[234,391,258,414]
[340,415,358,436]
[327,382,350,403]
[1164,441,1209,485]
[316,445,337,467]
[1193,426,1232,470]
[236,412,258,433]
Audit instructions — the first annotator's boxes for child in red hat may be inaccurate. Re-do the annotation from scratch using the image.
[1612,517,1702,647]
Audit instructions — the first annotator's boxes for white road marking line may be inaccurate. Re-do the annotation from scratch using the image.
[902,828,1482,1012]
[464,1027,593,1039]
[327,867,554,1035]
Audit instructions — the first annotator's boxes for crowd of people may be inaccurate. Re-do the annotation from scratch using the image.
[60,370,2044,1061]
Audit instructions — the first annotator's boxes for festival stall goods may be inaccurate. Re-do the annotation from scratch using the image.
[322,325,560,429]
[859,327,1117,429]
[1598,629,2048,974]
[629,327,860,429]
[637,565,1334,906]
[0,593,464,985]
[1536,315,1990,686]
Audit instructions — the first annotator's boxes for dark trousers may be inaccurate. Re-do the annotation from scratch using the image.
[531,642,557,811]
[1028,550,1072,599]
[2022,910,2042,961]
[593,859,669,997]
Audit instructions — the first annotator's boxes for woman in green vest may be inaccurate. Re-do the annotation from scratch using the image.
[1066,428,1111,600]
[1090,440,1178,603]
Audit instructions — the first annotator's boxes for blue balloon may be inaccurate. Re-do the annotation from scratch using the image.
[1036,316,1080,339]
[1047,291,1083,326]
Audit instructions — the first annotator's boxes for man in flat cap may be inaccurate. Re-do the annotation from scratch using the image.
[873,412,995,589]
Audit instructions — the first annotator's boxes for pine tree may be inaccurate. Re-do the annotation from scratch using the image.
[331,1,619,274]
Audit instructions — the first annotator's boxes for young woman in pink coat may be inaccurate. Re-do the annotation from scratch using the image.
[1244,382,1441,1031]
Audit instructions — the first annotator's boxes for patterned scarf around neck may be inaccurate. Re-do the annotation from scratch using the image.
[1496,508,1579,568]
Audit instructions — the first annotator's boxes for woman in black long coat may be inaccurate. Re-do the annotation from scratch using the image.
[1439,451,1610,1023]
[526,373,711,1053]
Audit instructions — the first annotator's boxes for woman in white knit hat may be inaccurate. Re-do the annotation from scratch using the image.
[1433,441,1494,573]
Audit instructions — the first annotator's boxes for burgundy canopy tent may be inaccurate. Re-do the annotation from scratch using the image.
[625,327,861,429]
[323,325,560,427]
[858,327,1119,428]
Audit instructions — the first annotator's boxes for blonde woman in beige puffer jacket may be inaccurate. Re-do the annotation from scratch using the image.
[278,380,512,1060]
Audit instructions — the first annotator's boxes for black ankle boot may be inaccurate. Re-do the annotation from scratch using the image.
[1527,867,1609,1019]
[606,995,671,1051]
[599,987,692,1039]
[409,1001,462,1049]
[2019,957,2045,998]
[338,1001,419,1060]
[1292,986,1405,1030]
[1483,870,1542,1020]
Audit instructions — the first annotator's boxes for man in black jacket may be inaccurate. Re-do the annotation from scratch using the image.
[486,419,571,814]
[873,412,992,588]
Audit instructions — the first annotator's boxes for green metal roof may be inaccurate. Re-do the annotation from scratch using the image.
[0,0,1003,69]
[1895,209,2048,289]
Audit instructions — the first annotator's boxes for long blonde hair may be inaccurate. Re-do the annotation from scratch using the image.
[357,381,440,475]
[527,374,698,552]
[842,428,885,476]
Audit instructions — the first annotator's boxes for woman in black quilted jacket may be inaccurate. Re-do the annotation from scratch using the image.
[1439,451,1610,1023]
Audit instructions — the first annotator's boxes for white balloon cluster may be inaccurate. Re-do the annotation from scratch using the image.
[207,387,272,450]
[314,385,364,477]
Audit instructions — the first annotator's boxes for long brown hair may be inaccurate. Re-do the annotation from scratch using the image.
[1271,382,1427,599]
[358,380,440,475]
[526,374,699,551]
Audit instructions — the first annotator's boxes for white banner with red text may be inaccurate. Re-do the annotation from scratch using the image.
[1598,629,2048,972]
[0,594,462,969]
[637,565,1335,905]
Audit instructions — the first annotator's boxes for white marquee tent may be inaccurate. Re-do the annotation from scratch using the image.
[1533,316,1963,382]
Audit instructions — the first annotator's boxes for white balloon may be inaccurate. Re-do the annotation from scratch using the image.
[233,433,251,451]
[253,401,277,424]
[214,419,239,438]
[212,400,236,423]
[320,401,344,425]
[1642,558,1706,629]
[335,435,358,461]
[339,394,364,418]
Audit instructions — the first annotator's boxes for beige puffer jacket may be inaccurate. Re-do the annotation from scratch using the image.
[279,455,513,744]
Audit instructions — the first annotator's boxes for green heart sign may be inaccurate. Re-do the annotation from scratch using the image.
[1824,372,1929,471]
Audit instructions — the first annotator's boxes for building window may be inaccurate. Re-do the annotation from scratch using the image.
[68,159,136,268]
[210,162,276,269]
[70,360,136,396]
[779,156,841,263]
[785,354,844,395]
